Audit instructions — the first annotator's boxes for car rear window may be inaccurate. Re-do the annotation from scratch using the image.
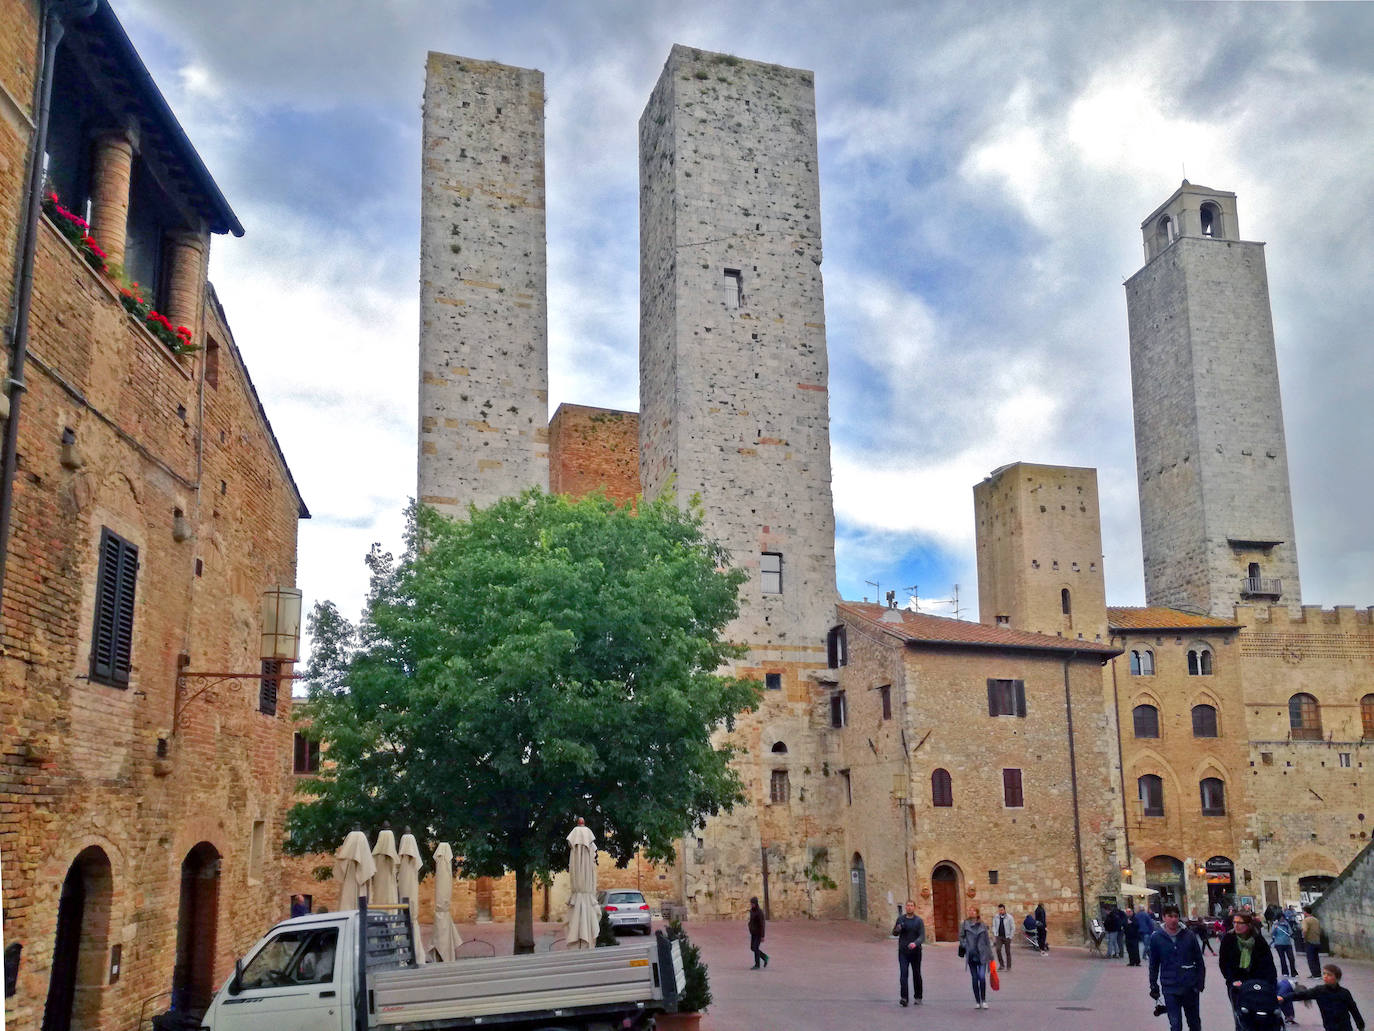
[607,892,645,904]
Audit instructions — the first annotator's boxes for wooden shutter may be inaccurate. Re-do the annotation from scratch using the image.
[1003,768,1024,808]
[91,528,138,686]
[1014,680,1027,717]
[987,679,998,716]
[259,659,281,715]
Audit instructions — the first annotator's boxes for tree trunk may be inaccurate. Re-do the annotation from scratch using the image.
[514,865,535,954]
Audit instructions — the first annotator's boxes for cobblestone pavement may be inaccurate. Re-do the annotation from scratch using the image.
[679,919,1374,1031]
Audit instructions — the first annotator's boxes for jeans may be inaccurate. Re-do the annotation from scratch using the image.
[994,936,1012,969]
[1275,943,1295,976]
[1164,989,1203,1031]
[898,946,923,1002]
[1305,941,1321,977]
[968,960,988,1003]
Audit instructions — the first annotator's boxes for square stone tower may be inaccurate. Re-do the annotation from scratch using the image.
[973,462,1108,642]
[639,45,838,649]
[418,53,549,517]
[1125,182,1301,617]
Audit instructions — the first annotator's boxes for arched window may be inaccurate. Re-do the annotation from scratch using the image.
[1289,693,1322,740]
[1200,202,1222,238]
[1191,704,1219,738]
[1138,775,1164,818]
[1157,215,1176,247]
[1061,588,1071,616]
[1130,649,1155,676]
[1187,647,1213,676]
[1199,777,1226,816]
[770,741,788,754]
[1133,704,1160,739]
[1362,694,1374,740]
[932,768,953,808]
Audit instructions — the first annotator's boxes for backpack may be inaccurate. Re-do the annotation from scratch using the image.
[1235,979,1283,1031]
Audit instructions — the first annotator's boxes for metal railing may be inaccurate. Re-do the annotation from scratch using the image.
[1241,576,1282,597]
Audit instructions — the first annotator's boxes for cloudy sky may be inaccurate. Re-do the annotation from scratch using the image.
[112,0,1373,628]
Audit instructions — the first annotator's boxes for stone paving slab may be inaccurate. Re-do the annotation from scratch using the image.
[681,919,1374,1031]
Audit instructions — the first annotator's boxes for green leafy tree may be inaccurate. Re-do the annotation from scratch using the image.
[288,490,760,952]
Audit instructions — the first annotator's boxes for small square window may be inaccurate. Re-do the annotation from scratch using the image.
[770,768,789,804]
[760,552,782,594]
[765,672,782,691]
[722,268,744,309]
[1339,753,1352,768]
[294,732,320,774]
[988,870,999,885]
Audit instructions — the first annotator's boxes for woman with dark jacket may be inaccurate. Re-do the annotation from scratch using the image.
[1219,912,1278,1020]
[1124,905,1143,966]
[959,907,995,1010]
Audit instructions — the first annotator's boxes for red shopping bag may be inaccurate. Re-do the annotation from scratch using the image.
[989,959,1000,991]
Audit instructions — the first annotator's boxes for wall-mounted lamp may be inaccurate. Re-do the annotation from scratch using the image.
[892,773,907,804]
[1196,865,1206,878]
[172,508,192,542]
[1121,866,1133,879]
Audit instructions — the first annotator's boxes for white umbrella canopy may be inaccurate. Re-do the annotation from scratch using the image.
[428,843,461,963]
[565,819,599,950]
[333,830,377,911]
[397,832,427,965]
[370,828,400,906]
[1119,883,1159,898]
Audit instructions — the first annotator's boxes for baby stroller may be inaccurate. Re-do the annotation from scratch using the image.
[1234,979,1285,1031]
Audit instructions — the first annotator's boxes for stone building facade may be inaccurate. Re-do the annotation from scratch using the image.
[0,3,305,1028]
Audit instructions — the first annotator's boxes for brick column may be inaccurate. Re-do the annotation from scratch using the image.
[87,128,138,266]
[164,230,208,339]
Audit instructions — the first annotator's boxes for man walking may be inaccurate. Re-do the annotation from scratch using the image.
[892,899,926,1006]
[993,903,1015,971]
[1103,904,1121,958]
[1148,905,1206,1031]
[1035,902,1049,952]
[1303,906,1324,978]
[747,896,769,969]
[1124,904,1143,966]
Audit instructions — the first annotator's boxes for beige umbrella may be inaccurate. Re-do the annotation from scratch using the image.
[427,843,461,962]
[333,830,377,911]
[397,832,427,965]
[1119,883,1159,898]
[565,818,600,950]
[369,828,400,906]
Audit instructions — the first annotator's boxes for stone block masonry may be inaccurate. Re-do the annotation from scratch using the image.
[419,53,549,518]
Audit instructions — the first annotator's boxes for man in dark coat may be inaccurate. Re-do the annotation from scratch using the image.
[891,899,926,1006]
[1148,905,1206,1031]
[747,897,768,969]
[1220,912,1277,1023]
[1124,904,1143,966]
[1034,902,1049,952]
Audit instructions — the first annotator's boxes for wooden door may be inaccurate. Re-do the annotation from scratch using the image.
[932,865,960,942]
[475,877,494,921]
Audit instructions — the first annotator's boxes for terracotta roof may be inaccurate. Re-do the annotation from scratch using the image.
[1107,607,1243,631]
[838,602,1119,656]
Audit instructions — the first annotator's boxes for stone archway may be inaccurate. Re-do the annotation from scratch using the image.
[931,862,962,942]
[42,847,113,1031]
[850,853,867,921]
[173,842,222,1015]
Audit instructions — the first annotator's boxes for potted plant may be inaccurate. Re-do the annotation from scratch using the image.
[657,916,710,1029]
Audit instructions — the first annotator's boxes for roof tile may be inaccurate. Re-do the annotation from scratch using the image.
[838,602,1119,655]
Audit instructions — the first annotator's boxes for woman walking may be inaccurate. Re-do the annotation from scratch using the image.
[1272,914,1297,977]
[960,905,995,1010]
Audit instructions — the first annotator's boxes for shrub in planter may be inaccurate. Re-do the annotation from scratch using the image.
[665,917,710,1012]
[595,909,617,948]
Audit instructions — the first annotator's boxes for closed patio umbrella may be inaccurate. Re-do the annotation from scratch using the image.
[428,843,461,962]
[565,818,599,950]
[333,830,377,911]
[397,831,427,964]
[370,827,399,906]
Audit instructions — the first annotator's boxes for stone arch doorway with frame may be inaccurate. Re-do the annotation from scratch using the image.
[930,862,962,942]
[42,846,114,1031]
[849,853,867,921]
[173,841,222,1016]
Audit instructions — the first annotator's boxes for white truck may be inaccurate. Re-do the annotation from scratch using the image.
[199,902,685,1031]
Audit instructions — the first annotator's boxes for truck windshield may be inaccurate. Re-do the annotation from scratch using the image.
[240,928,338,989]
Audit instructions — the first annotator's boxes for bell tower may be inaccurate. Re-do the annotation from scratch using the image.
[1124,182,1301,617]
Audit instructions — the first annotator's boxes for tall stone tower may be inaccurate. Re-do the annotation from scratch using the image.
[1125,183,1301,617]
[974,462,1108,642]
[638,46,840,918]
[639,45,837,648]
[418,53,549,517]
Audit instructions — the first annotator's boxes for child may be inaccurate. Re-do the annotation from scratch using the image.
[1287,964,1365,1031]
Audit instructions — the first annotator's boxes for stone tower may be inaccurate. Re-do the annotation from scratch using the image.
[418,53,549,517]
[638,46,841,918]
[974,462,1108,642]
[1125,183,1301,617]
[639,45,837,648]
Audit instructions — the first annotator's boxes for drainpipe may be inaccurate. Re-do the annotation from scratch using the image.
[1108,645,1133,871]
[1062,654,1090,940]
[0,0,97,617]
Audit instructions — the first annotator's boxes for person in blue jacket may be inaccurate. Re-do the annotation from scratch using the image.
[1148,905,1206,1031]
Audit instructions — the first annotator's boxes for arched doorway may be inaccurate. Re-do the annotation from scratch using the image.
[931,863,961,942]
[850,853,867,921]
[173,842,221,1015]
[42,847,113,1031]
[1204,856,1235,915]
[1298,875,1334,906]
[1145,855,1183,913]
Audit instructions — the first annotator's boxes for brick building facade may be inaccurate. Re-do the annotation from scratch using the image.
[0,2,305,1027]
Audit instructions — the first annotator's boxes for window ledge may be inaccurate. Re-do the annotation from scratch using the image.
[42,215,193,381]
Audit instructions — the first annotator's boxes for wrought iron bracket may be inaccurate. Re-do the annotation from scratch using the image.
[174,670,300,733]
